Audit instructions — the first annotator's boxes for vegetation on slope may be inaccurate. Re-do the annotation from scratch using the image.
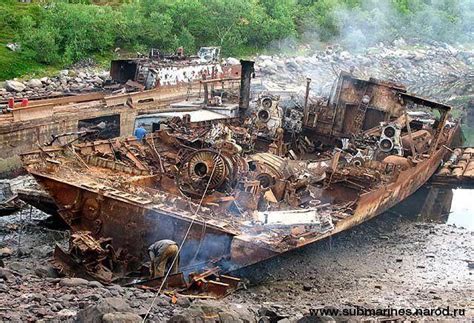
[0,0,473,80]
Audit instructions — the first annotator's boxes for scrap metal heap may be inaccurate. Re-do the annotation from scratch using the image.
[20,67,460,286]
[432,147,474,187]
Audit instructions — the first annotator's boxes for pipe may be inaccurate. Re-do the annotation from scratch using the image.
[202,74,208,105]
[239,60,254,110]
[303,78,311,125]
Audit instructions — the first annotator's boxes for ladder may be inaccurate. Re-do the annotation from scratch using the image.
[353,85,373,133]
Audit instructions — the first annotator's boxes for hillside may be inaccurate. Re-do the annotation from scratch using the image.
[1,0,473,81]
[0,1,50,79]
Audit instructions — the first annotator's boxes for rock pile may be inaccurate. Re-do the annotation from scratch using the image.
[2,39,472,104]
[0,204,261,322]
[255,39,474,103]
[0,68,111,101]
[0,271,264,322]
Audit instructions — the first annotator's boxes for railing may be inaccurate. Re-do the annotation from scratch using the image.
[8,82,201,123]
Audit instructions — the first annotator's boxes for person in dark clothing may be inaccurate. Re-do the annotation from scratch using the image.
[148,239,179,278]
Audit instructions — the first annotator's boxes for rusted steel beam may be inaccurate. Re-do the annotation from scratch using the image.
[303,78,311,125]
[200,77,241,84]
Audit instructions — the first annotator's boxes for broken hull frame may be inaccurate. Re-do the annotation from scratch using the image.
[28,123,460,276]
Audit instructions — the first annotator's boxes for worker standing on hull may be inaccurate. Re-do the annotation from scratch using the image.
[148,239,179,279]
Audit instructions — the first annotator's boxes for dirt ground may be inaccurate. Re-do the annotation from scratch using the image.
[1,185,473,322]
[229,198,473,320]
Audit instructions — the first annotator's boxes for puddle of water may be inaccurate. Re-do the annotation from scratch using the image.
[447,189,474,230]
[391,185,473,230]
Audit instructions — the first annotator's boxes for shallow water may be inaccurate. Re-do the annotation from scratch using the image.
[392,185,473,230]
[447,189,474,230]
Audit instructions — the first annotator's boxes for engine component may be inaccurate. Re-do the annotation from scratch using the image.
[176,149,246,197]
[401,130,432,155]
[249,153,289,181]
[257,109,271,122]
[378,123,403,156]
[260,96,273,109]
[283,108,303,133]
[252,94,283,139]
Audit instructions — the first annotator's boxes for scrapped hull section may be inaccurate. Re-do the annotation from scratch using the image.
[30,171,239,271]
[431,147,474,188]
[21,71,461,283]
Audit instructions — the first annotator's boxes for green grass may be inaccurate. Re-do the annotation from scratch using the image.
[0,1,58,80]
[0,45,56,81]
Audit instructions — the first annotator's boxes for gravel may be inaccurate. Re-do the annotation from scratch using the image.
[1,185,472,321]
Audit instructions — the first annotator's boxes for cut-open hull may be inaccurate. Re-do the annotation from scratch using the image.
[21,71,461,283]
[29,123,459,273]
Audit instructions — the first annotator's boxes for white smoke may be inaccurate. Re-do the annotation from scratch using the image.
[331,0,474,51]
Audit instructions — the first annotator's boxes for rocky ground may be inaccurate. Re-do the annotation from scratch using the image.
[0,60,110,101]
[254,38,474,105]
[1,186,472,322]
[1,39,473,105]
[0,65,111,102]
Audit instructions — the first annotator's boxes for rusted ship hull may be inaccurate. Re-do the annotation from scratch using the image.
[28,124,459,273]
[233,127,461,267]
[29,171,238,271]
[21,69,462,284]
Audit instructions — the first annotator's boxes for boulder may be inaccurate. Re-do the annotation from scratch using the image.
[226,57,240,65]
[5,80,26,92]
[170,300,254,322]
[34,265,58,278]
[98,71,110,80]
[6,43,20,51]
[76,297,133,323]
[57,309,77,318]
[0,267,17,281]
[59,277,90,287]
[88,280,104,288]
[175,296,190,308]
[0,247,13,257]
[59,69,69,76]
[26,79,43,88]
[0,283,8,292]
[393,38,407,47]
[91,76,104,85]
[102,312,142,323]
[339,51,351,60]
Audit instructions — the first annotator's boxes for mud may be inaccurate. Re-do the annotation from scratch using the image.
[1,184,472,321]
[228,186,474,319]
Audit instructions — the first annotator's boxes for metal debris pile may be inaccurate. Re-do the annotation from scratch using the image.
[19,66,460,291]
[433,147,474,187]
[128,267,241,300]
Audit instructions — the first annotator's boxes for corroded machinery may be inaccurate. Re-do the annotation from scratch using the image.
[177,148,248,197]
[21,71,461,285]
